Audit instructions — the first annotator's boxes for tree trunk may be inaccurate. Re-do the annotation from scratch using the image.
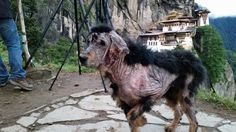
[17,0,31,65]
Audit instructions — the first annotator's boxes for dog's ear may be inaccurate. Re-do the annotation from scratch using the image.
[109,31,129,55]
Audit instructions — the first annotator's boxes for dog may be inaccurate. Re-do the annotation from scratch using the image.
[79,25,206,132]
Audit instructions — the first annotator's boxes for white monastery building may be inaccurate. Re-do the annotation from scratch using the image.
[138,6,210,52]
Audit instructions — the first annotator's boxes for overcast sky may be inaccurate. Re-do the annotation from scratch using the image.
[195,0,236,17]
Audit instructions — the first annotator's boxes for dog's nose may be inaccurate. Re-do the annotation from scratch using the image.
[79,55,88,64]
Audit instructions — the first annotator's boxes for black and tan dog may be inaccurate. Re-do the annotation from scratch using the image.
[79,25,206,132]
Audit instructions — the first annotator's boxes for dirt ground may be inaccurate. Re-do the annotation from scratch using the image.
[0,72,104,127]
[1,72,236,127]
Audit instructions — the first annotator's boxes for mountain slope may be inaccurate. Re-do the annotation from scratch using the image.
[210,17,236,51]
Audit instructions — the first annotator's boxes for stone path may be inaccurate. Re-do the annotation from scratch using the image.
[1,89,235,132]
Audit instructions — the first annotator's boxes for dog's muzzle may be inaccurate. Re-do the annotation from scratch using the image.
[79,55,88,65]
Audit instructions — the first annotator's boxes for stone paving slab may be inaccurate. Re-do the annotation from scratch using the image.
[65,99,77,105]
[140,124,203,132]
[78,95,121,111]
[1,90,235,132]
[35,124,79,132]
[70,89,103,98]
[16,116,37,127]
[0,125,27,132]
[107,113,167,125]
[217,122,236,132]
[37,106,98,124]
[77,120,129,132]
[51,97,69,104]
[181,112,224,127]
[30,113,41,118]
[153,104,224,127]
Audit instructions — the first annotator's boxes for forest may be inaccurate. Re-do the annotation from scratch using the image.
[210,17,236,81]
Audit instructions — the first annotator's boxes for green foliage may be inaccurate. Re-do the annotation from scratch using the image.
[37,37,77,65]
[35,37,95,73]
[41,63,95,73]
[198,90,236,111]
[196,26,226,84]
[0,41,8,63]
[11,0,42,48]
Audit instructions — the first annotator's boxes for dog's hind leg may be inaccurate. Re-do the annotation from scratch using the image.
[181,97,198,132]
[165,99,183,132]
[180,75,198,132]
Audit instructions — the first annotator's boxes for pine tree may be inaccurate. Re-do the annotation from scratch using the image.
[196,26,226,84]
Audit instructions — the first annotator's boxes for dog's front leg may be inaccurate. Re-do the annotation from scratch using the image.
[126,105,147,132]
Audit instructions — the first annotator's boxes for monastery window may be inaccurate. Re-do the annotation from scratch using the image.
[203,19,206,24]
[166,36,175,41]
[179,36,185,40]
[161,37,165,41]
[168,26,172,31]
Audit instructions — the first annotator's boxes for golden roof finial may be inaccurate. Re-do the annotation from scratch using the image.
[166,10,183,20]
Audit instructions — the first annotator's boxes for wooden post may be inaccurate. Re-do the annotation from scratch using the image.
[17,0,31,65]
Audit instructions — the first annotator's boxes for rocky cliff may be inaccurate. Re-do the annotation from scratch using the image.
[213,62,236,101]
[34,0,195,39]
[110,0,195,37]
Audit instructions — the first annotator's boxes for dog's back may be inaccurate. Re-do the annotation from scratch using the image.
[124,41,206,97]
[154,50,206,97]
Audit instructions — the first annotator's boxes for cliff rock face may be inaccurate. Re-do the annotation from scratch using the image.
[35,0,195,39]
[110,0,195,37]
[213,62,236,101]
[35,1,76,42]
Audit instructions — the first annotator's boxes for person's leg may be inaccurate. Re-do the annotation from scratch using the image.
[0,19,25,79]
[0,19,32,90]
[0,20,10,86]
[0,58,9,86]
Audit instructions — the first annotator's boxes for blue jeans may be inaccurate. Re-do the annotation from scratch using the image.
[0,19,26,84]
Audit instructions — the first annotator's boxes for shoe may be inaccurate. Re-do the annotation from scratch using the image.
[0,79,8,87]
[9,79,33,91]
[0,82,7,87]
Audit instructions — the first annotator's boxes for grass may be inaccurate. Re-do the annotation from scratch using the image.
[0,41,8,63]
[41,63,96,73]
[197,89,236,111]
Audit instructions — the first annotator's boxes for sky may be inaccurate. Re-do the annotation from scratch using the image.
[195,0,236,17]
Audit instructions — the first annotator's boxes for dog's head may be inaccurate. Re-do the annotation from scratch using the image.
[80,25,129,69]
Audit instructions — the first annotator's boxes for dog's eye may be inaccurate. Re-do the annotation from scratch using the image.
[100,40,106,46]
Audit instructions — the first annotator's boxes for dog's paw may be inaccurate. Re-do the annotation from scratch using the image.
[164,124,175,132]
[133,116,147,127]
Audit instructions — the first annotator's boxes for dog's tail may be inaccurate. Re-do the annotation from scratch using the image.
[189,59,206,97]
[176,51,207,97]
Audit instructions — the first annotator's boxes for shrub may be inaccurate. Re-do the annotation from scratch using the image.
[196,26,226,84]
